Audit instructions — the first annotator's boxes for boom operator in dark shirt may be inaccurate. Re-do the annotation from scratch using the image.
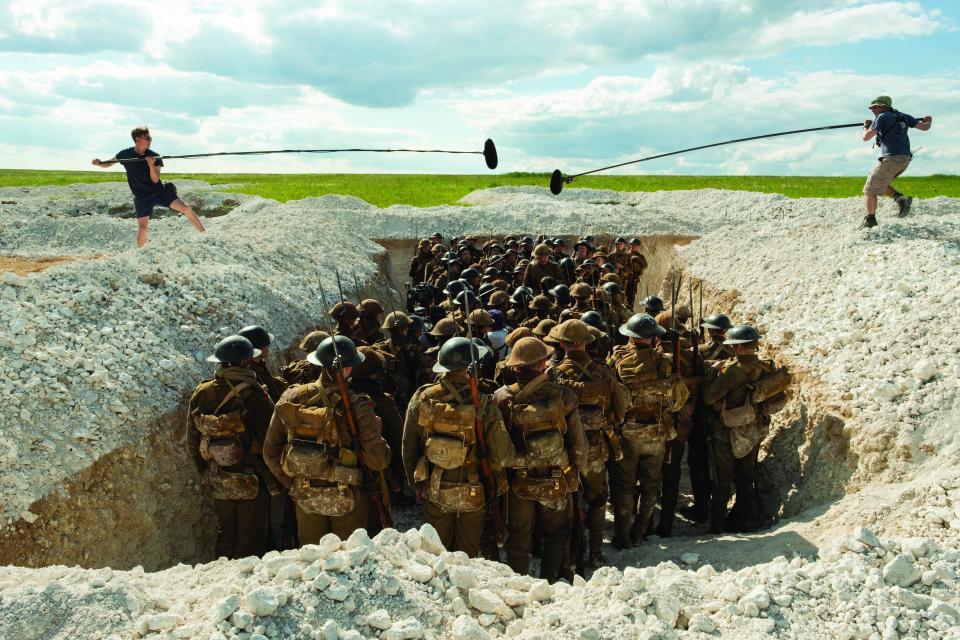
[91,126,206,247]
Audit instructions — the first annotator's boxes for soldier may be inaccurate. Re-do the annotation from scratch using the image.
[625,239,648,308]
[702,325,790,533]
[580,310,612,360]
[522,244,563,289]
[653,315,700,538]
[550,320,627,568]
[641,295,665,317]
[700,314,735,362]
[238,325,288,403]
[186,335,276,558]
[520,295,554,329]
[608,314,689,548]
[495,337,588,582]
[667,313,735,525]
[331,301,366,346]
[507,287,534,326]
[280,330,329,386]
[263,336,392,542]
[576,260,600,287]
[569,283,594,313]
[462,268,482,292]
[422,317,460,382]
[552,238,568,260]
[409,239,433,285]
[375,311,418,403]
[549,284,571,313]
[402,337,518,557]
[357,299,385,345]
[488,290,511,319]
[602,282,633,342]
[493,327,534,387]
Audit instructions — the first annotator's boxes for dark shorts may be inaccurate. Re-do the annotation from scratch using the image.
[134,187,178,218]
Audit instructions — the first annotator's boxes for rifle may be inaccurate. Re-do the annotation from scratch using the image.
[352,272,363,305]
[461,291,509,546]
[318,273,392,529]
[667,272,682,466]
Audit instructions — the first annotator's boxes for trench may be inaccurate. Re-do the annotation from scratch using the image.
[4,232,854,572]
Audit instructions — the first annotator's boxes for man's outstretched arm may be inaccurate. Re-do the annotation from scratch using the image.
[915,115,933,132]
[91,158,118,168]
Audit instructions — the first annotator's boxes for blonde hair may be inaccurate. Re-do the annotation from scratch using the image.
[130,126,151,141]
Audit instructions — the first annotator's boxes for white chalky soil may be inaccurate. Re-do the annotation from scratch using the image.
[0,182,958,639]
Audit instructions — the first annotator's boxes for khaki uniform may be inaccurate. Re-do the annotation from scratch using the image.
[402,373,517,557]
[495,372,588,582]
[351,373,407,497]
[685,339,736,520]
[607,344,688,545]
[553,351,628,561]
[280,359,322,387]
[702,353,787,532]
[185,366,275,558]
[522,261,563,290]
[250,359,289,403]
[658,341,702,536]
[374,337,417,410]
[625,252,648,308]
[409,250,433,285]
[263,372,391,543]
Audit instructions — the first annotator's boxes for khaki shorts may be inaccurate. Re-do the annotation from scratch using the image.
[863,155,910,196]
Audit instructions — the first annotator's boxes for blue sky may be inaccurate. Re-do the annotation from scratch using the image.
[1,0,957,175]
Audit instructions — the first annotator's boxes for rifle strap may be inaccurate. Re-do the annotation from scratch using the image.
[510,373,550,403]
[213,380,253,415]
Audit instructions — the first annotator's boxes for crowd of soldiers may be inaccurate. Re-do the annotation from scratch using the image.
[186,233,792,582]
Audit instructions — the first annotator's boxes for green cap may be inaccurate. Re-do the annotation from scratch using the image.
[869,95,892,108]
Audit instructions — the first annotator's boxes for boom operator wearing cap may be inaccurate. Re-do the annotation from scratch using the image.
[860,96,932,229]
[91,127,206,246]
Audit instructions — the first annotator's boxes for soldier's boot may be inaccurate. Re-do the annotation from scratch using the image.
[587,501,606,567]
[632,487,659,544]
[611,494,635,550]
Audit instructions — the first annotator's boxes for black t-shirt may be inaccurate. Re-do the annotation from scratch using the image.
[116,147,164,199]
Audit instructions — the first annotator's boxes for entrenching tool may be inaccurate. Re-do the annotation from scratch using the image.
[108,139,499,170]
[549,123,863,194]
[317,275,392,529]
[460,291,509,546]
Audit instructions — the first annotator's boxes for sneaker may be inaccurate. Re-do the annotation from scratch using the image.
[858,215,878,229]
[895,195,913,217]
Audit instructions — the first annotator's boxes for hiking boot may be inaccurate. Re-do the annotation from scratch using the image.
[858,215,878,229]
[895,195,913,217]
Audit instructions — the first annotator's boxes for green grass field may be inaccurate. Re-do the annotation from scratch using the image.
[1,169,957,208]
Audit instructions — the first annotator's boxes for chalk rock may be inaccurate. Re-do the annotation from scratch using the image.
[894,587,933,610]
[212,594,240,621]
[883,554,922,587]
[384,617,424,640]
[320,620,340,640]
[230,610,253,629]
[366,609,392,630]
[322,551,352,572]
[264,556,295,576]
[871,382,900,402]
[679,552,699,565]
[452,615,490,640]
[406,560,434,583]
[687,613,716,633]
[324,582,350,602]
[245,587,279,616]
[854,527,881,548]
[449,565,479,590]
[529,579,553,602]
[580,627,601,640]
[912,358,937,382]
[1,272,29,287]
[138,270,165,286]
[419,523,446,555]
[469,588,509,615]
[147,613,183,631]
